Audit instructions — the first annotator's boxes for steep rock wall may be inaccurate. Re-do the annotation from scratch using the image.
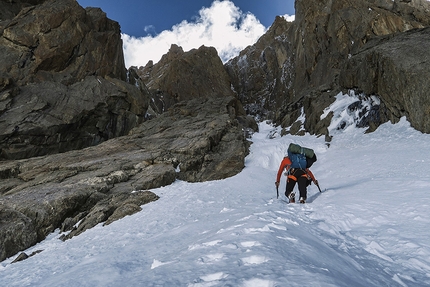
[0,0,149,160]
[340,27,430,133]
[226,0,430,135]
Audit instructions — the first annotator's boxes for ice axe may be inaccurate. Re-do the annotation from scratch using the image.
[315,180,322,193]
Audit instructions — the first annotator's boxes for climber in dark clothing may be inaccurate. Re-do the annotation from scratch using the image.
[275,156,318,203]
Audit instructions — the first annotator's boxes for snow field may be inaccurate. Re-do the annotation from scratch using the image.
[1,96,430,286]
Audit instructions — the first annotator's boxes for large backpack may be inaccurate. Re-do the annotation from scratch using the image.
[287,143,317,169]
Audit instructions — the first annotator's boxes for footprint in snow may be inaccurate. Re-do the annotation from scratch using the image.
[188,240,222,250]
[189,272,229,286]
[240,241,262,248]
[242,278,276,287]
[241,255,269,265]
[199,253,225,263]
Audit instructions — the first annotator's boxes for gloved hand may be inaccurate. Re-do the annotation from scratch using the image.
[275,181,279,188]
[314,180,319,186]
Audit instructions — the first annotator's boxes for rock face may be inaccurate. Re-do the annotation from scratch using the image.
[340,27,430,133]
[225,16,295,120]
[0,0,126,85]
[129,96,251,182]
[0,95,250,262]
[133,44,237,114]
[226,0,430,135]
[293,0,429,98]
[132,43,258,134]
[0,0,255,262]
[0,0,149,160]
[0,76,149,160]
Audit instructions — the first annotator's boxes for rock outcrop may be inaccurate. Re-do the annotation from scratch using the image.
[134,44,237,113]
[0,94,250,262]
[0,76,149,160]
[226,0,430,135]
[0,0,255,262]
[225,16,295,120]
[0,0,149,160]
[132,43,258,134]
[0,0,126,85]
[339,26,430,133]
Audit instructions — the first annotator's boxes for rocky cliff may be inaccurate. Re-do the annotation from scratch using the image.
[225,16,295,120]
[0,0,149,160]
[340,26,430,133]
[226,0,430,136]
[131,43,258,134]
[132,44,255,127]
[0,0,252,262]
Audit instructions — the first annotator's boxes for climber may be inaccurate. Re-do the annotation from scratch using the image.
[275,152,318,204]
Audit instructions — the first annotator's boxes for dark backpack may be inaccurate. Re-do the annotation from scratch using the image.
[287,143,317,169]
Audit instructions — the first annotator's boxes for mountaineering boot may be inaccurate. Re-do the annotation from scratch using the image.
[299,197,306,204]
[288,192,295,203]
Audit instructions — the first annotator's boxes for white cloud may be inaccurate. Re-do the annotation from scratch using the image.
[122,0,267,68]
[282,14,295,22]
[143,25,156,35]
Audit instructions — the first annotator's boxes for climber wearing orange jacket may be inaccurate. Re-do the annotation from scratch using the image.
[275,156,318,203]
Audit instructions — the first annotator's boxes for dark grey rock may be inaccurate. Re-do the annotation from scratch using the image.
[0,95,250,261]
[226,0,430,136]
[0,0,149,161]
[340,27,430,132]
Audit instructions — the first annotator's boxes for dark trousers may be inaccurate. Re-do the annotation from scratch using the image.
[285,169,308,200]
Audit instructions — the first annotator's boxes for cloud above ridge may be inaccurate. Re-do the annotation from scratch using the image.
[122,0,268,68]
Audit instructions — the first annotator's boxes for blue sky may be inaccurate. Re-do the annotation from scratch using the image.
[77,0,294,37]
[76,0,296,67]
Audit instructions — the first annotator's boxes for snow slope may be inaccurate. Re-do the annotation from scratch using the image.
[1,94,430,287]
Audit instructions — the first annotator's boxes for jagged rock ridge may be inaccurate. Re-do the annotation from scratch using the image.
[226,0,430,136]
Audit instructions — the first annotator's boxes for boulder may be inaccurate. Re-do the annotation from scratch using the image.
[11,250,42,264]
[60,191,159,241]
[0,207,38,262]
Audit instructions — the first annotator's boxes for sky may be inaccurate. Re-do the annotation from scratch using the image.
[2,92,430,286]
[77,0,296,67]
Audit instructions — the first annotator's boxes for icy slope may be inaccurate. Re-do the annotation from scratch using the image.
[1,99,430,287]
